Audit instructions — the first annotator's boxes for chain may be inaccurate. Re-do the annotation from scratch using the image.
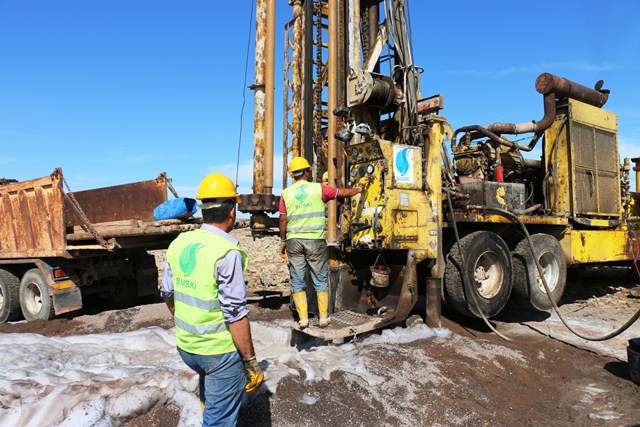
[159,172,179,198]
[62,174,118,251]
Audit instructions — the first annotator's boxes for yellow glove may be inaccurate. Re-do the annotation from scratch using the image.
[243,356,264,393]
[278,241,287,259]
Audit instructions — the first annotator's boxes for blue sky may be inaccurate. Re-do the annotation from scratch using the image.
[1,0,639,199]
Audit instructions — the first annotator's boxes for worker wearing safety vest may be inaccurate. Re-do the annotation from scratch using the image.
[161,173,263,426]
[278,157,363,328]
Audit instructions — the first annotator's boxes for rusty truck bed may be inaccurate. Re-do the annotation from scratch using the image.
[0,169,199,259]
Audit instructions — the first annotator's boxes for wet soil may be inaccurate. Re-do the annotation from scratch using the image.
[2,228,640,426]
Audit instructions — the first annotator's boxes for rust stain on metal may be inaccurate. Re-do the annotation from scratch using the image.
[536,73,609,107]
[580,233,587,247]
[291,0,304,158]
[63,178,166,225]
[253,0,268,194]
[626,231,640,259]
[263,0,276,192]
[0,173,66,258]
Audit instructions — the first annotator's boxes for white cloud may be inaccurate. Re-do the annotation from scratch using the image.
[447,61,615,77]
[618,137,639,160]
[105,146,154,164]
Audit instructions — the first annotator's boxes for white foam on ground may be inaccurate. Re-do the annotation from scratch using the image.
[0,321,448,424]
[0,327,201,426]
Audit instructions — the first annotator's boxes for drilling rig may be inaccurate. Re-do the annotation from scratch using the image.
[239,0,640,341]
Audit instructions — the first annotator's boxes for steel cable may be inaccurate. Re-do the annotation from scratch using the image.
[235,0,256,188]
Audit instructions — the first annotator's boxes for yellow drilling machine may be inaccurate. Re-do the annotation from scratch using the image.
[238,0,640,340]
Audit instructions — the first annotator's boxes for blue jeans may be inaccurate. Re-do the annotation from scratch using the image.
[177,348,245,427]
[286,238,328,294]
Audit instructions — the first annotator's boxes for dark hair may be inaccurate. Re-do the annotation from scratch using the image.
[202,199,235,223]
[292,168,308,180]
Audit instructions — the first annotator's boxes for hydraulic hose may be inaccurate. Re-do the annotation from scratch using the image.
[444,189,514,341]
[480,206,640,342]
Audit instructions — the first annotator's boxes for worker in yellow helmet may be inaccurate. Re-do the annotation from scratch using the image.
[278,157,363,328]
[160,173,263,426]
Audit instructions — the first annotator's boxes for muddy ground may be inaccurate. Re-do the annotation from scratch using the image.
[2,227,640,426]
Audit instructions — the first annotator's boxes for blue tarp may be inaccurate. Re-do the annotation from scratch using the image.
[153,197,197,220]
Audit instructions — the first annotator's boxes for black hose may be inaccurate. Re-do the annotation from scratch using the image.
[444,189,514,341]
[541,117,567,213]
[481,206,640,342]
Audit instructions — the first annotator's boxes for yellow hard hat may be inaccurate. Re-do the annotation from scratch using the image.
[288,157,312,173]
[195,173,238,201]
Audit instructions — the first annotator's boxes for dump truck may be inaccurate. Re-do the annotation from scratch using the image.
[0,168,199,323]
[238,0,639,341]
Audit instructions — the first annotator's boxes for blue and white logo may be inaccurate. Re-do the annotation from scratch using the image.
[393,146,414,183]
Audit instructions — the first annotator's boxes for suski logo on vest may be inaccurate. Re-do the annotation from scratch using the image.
[179,243,204,276]
[294,185,308,202]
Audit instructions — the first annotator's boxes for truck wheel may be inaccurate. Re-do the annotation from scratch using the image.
[108,279,138,309]
[444,231,513,318]
[20,268,55,321]
[512,233,566,311]
[0,269,21,322]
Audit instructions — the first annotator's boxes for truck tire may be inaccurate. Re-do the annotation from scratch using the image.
[0,269,21,322]
[108,279,138,309]
[20,268,55,321]
[512,233,566,311]
[444,231,513,318]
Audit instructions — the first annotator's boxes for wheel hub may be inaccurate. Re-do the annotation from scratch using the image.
[474,251,503,299]
[535,252,559,294]
[24,283,43,315]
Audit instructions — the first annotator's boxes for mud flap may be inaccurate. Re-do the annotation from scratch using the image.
[52,284,83,315]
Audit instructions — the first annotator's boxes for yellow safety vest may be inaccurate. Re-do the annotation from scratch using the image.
[166,229,247,355]
[282,181,326,240]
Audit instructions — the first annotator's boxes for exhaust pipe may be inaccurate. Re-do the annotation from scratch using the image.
[486,73,610,136]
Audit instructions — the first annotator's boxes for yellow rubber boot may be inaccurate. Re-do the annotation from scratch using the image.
[292,292,309,329]
[317,291,331,328]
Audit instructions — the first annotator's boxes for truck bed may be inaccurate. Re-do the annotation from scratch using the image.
[0,169,198,259]
[64,218,201,253]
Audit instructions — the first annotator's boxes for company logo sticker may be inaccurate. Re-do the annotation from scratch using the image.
[393,146,415,183]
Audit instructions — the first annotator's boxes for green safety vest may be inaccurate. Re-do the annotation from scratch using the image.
[166,229,248,355]
[282,180,326,240]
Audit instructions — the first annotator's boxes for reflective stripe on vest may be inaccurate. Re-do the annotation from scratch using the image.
[166,229,247,355]
[282,181,326,239]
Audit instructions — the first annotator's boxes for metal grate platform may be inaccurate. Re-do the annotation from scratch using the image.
[291,309,395,341]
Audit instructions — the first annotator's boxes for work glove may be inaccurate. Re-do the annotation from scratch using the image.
[243,356,264,393]
[278,240,287,259]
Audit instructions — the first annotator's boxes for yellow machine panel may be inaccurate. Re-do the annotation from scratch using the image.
[545,99,620,219]
[560,229,637,264]
[347,137,439,258]
[570,99,617,131]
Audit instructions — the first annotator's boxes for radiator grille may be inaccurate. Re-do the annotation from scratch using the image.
[570,121,620,216]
